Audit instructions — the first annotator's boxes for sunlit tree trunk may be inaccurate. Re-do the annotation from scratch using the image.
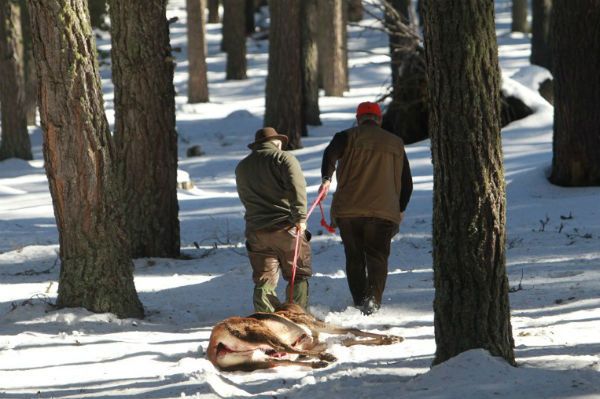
[27,0,143,318]
[0,0,31,161]
[109,0,181,258]
[264,0,304,149]
[318,0,346,96]
[423,0,515,366]
[549,0,600,186]
[187,0,210,102]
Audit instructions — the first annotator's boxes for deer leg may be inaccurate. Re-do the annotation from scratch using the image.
[341,335,403,347]
[312,323,404,344]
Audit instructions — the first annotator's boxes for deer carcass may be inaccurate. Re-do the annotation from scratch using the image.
[207,303,403,371]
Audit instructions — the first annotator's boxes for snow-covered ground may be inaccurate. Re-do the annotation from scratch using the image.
[1,1,599,398]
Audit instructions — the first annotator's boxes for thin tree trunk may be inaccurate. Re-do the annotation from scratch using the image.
[347,0,363,22]
[187,0,210,103]
[511,0,528,33]
[223,0,247,79]
[265,0,304,149]
[27,0,143,318]
[318,0,346,97]
[423,0,515,366]
[208,0,220,23]
[301,0,321,126]
[549,0,600,186]
[19,0,36,126]
[245,0,255,35]
[531,0,552,70]
[0,0,31,161]
[387,0,411,91]
[109,0,180,258]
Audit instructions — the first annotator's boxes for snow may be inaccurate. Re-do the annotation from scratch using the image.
[1,1,599,398]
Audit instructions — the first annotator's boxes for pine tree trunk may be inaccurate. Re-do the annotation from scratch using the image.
[187,0,210,103]
[347,0,363,22]
[223,0,247,79]
[208,0,220,23]
[549,0,600,186]
[511,0,528,33]
[26,0,143,318]
[318,0,346,97]
[0,0,31,161]
[387,0,411,91]
[423,0,515,366]
[301,0,321,126]
[264,0,304,149]
[531,0,552,70]
[109,0,180,258]
[19,0,36,126]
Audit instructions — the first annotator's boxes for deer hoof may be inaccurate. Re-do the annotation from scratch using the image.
[319,352,337,362]
[312,360,330,369]
[385,335,404,344]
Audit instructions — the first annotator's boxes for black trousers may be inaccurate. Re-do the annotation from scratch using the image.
[336,217,399,306]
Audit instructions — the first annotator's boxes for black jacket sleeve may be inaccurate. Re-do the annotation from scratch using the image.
[321,132,348,180]
[399,150,413,212]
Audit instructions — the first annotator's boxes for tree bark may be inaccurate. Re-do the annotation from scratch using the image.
[423,0,515,366]
[19,0,37,126]
[187,0,210,103]
[109,0,180,258]
[264,0,304,149]
[301,0,321,126]
[223,0,247,79]
[346,0,363,22]
[26,0,143,318]
[318,0,347,97]
[511,0,528,33]
[549,0,600,186]
[530,0,552,70]
[208,0,220,23]
[0,0,32,161]
[387,0,412,91]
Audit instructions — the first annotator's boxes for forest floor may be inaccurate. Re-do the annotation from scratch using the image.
[1,1,599,398]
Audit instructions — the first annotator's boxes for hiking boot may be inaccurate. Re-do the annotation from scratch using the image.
[361,296,380,316]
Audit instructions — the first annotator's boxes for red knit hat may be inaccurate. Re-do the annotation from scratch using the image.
[356,102,382,119]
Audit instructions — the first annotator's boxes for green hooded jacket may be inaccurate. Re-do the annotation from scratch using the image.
[235,141,307,231]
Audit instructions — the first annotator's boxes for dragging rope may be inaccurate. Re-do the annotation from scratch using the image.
[288,190,335,303]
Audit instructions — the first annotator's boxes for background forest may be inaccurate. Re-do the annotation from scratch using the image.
[0,0,599,398]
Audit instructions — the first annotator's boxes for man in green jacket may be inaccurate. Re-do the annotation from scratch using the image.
[236,127,312,312]
[319,102,413,315]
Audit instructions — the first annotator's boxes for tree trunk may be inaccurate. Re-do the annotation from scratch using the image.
[109,0,180,258]
[19,0,36,126]
[88,0,108,30]
[301,0,321,126]
[245,0,255,35]
[27,0,143,318]
[530,0,552,70]
[423,0,515,366]
[187,0,210,103]
[265,0,304,149]
[318,0,346,97]
[549,0,600,186]
[346,0,363,22]
[0,0,31,161]
[208,0,220,23]
[511,0,528,33]
[387,0,411,91]
[223,0,247,79]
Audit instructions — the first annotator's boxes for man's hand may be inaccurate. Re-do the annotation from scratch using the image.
[296,221,307,235]
[318,179,331,203]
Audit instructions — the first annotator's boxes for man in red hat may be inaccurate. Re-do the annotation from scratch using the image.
[236,127,312,312]
[319,102,413,315]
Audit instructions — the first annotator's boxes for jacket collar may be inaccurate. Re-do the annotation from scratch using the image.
[252,141,281,151]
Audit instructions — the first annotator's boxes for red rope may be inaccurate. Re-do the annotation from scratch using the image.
[288,190,335,303]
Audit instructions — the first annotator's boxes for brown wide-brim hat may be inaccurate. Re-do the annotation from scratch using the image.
[248,127,289,149]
